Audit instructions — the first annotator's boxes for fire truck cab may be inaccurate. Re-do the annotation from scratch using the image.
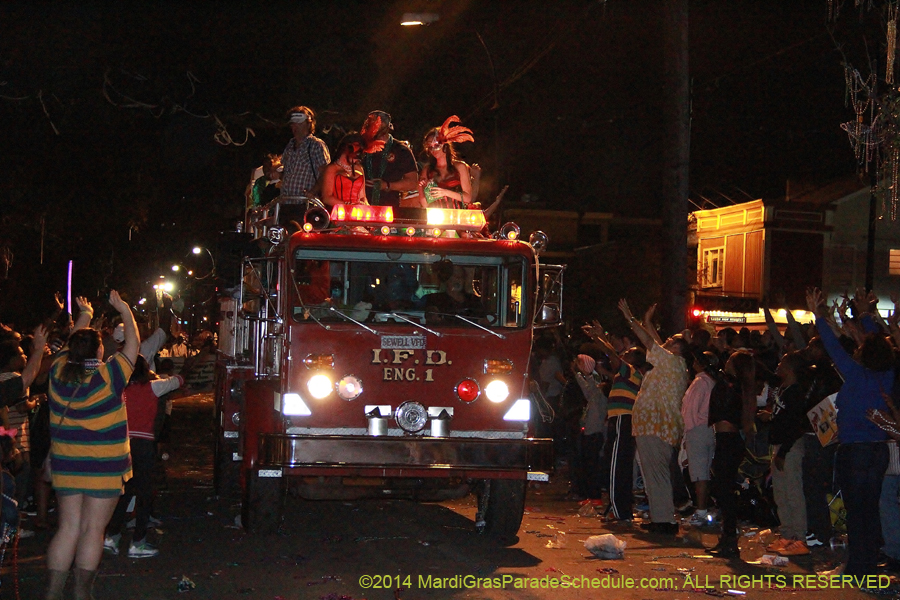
[216,200,561,543]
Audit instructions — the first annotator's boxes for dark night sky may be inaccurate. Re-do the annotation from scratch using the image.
[0,0,885,322]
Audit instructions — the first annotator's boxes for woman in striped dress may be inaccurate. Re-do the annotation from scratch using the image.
[44,290,138,600]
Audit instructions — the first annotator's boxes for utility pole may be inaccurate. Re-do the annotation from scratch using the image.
[661,0,691,334]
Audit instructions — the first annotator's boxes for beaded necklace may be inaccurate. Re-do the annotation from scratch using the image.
[362,135,394,205]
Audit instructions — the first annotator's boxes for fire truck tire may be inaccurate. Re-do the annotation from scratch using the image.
[479,478,526,544]
[213,439,239,497]
[241,469,284,534]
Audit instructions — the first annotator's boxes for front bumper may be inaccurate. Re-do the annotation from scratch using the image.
[257,434,553,479]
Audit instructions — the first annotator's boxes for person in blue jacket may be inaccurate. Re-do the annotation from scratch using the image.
[807,288,892,578]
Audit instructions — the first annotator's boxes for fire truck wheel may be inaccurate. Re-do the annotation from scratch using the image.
[241,468,284,534]
[477,478,526,545]
[213,437,240,497]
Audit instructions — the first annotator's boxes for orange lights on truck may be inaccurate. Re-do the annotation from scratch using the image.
[483,359,514,375]
[302,354,335,370]
[426,208,486,230]
[331,204,394,224]
[326,205,486,233]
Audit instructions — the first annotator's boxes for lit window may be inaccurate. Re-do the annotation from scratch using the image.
[890,249,900,276]
[701,247,724,287]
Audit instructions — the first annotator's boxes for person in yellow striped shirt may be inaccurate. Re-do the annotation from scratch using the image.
[44,291,139,600]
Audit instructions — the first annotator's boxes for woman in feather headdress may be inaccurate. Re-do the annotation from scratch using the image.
[417,116,475,209]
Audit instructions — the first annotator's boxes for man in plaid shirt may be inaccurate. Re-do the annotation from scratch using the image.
[281,106,330,197]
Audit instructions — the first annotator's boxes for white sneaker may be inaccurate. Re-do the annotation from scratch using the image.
[103,534,120,555]
[128,540,159,558]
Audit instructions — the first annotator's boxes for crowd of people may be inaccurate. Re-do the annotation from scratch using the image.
[245,106,501,219]
[0,291,199,599]
[531,288,900,578]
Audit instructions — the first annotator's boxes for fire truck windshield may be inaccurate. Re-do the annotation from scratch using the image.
[291,250,526,328]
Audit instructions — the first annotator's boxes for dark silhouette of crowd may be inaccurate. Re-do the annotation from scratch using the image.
[530,287,900,578]
[0,291,203,599]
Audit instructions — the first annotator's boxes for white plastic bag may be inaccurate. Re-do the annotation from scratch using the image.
[584,534,626,559]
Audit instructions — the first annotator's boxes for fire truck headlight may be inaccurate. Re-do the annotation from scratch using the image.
[282,393,312,416]
[337,375,363,400]
[455,379,481,403]
[307,374,334,399]
[484,380,510,403]
[503,399,531,421]
[395,401,428,433]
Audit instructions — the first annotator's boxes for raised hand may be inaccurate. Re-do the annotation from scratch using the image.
[108,290,130,315]
[581,319,608,343]
[617,298,634,322]
[805,287,825,315]
[836,296,849,322]
[75,296,93,315]
[53,292,64,312]
[32,324,48,352]
[643,303,657,325]
[866,290,879,312]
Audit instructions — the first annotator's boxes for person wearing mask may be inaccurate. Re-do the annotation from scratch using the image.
[416,116,474,209]
[360,110,417,208]
[320,133,368,207]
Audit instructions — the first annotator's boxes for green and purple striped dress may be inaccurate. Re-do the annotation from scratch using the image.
[48,351,134,496]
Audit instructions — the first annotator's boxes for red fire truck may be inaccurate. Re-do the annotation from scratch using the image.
[215,200,561,542]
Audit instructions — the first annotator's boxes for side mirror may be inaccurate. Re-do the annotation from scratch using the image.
[538,305,560,324]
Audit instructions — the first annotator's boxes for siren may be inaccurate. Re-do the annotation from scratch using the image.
[304,204,331,231]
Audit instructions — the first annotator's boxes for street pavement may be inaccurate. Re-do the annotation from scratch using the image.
[7,392,896,599]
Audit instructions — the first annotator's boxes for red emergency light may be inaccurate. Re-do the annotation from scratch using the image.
[327,205,487,233]
[331,204,394,223]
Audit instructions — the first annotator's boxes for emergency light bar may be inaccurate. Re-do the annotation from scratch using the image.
[330,204,394,223]
[426,208,486,230]
[329,205,486,232]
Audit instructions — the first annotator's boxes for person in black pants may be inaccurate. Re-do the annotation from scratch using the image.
[808,287,893,577]
[582,321,647,522]
[707,351,757,557]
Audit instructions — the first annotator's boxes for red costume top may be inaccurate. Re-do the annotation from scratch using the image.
[333,172,365,205]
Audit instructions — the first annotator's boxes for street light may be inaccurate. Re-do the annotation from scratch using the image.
[192,246,216,280]
[400,12,439,26]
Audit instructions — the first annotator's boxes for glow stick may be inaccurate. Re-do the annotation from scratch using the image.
[67,260,73,315]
